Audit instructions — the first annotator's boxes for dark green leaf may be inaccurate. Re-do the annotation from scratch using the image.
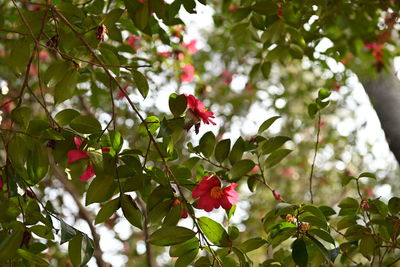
[230,159,255,179]
[54,109,80,126]
[198,217,232,247]
[0,222,24,263]
[169,93,188,117]
[199,131,215,158]
[85,175,114,205]
[265,149,292,168]
[68,233,82,267]
[17,249,49,266]
[239,237,268,253]
[261,136,290,155]
[258,116,280,134]
[148,226,196,246]
[215,139,231,163]
[229,137,245,164]
[389,197,400,214]
[95,198,120,224]
[132,70,149,98]
[70,115,102,134]
[292,239,308,267]
[120,194,143,229]
[60,220,76,244]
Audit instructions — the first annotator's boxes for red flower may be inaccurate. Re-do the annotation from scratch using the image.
[221,70,233,85]
[118,84,129,99]
[158,51,171,58]
[127,35,140,51]
[192,174,238,212]
[277,3,283,17]
[186,94,216,125]
[67,137,89,164]
[249,165,260,174]
[171,199,188,218]
[101,147,110,153]
[183,39,198,54]
[67,137,95,181]
[0,176,3,189]
[80,165,95,182]
[181,63,195,83]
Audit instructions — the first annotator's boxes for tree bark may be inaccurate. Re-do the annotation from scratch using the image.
[362,67,400,165]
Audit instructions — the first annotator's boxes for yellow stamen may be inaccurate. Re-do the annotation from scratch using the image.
[210,186,223,199]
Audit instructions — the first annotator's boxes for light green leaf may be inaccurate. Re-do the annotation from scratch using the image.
[198,217,232,247]
[148,226,196,246]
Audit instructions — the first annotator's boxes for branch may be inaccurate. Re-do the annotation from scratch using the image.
[309,112,321,204]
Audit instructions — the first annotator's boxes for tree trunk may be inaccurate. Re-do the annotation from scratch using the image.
[362,67,400,166]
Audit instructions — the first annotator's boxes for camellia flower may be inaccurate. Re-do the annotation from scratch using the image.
[0,176,3,189]
[67,137,95,182]
[127,35,140,51]
[192,174,238,212]
[171,199,188,218]
[183,39,198,54]
[180,63,195,83]
[186,94,216,126]
[228,5,239,12]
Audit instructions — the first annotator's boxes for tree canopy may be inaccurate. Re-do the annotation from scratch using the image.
[0,0,400,266]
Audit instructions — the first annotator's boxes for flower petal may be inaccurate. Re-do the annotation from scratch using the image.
[198,193,219,212]
[79,165,95,181]
[74,137,83,149]
[192,174,221,199]
[67,150,88,164]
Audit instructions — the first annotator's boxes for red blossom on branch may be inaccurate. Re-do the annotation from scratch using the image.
[127,35,140,51]
[364,42,384,63]
[186,94,216,126]
[221,70,233,85]
[1,97,14,114]
[192,174,238,212]
[272,190,282,201]
[67,137,95,181]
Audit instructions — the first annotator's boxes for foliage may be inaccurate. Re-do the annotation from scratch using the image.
[0,0,399,266]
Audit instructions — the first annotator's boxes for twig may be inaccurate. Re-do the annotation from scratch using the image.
[309,112,321,204]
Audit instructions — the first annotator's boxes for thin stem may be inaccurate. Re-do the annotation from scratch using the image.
[309,112,321,204]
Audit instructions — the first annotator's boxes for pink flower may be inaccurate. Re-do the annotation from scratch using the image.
[171,199,188,218]
[127,35,140,51]
[137,0,144,3]
[221,70,233,85]
[67,137,95,181]
[272,190,282,201]
[0,176,3,189]
[183,40,198,54]
[192,174,238,212]
[277,3,283,17]
[39,50,49,62]
[29,65,37,76]
[186,94,216,125]
[181,63,195,83]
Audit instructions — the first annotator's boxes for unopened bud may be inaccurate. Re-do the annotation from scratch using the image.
[299,222,309,231]
[360,199,371,211]
[286,214,294,223]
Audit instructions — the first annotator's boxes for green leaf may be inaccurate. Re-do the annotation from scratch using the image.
[132,70,149,98]
[261,136,291,155]
[102,8,124,28]
[26,141,49,184]
[11,106,32,128]
[230,159,255,179]
[148,226,196,246]
[163,203,182,226]
[139,116,160,136]
[307,229,335,245]
[358,172,376,179]
[359,235,375,259]
[70,115,102,134]
[175,249,198,267]
[308,103,318,118]
[54,109,80,126]
[17,249,50,266]
[292,239,308,267]
[301,205,327,222]
[318,89,331,100]
[169,93,188,117]
[120,194,143,229]
[100,47,120,76]
[289,43,303,59]
[109,130,123,153]
[68,233,82,267]
[388,197,400,214]
[198,217,232,247]
[169,237,199,257]
[0,222,24,263]
[261,61,272,79]
[85,175,114,205]
[81,234,95,266]
[239,237,268,253]
[258,116,280,134]
[229,137,245,164]
[95,198,120,224]
[54,68,79,104]
[307,235,333,264]
[199,131,216,158]
[215,139,231,163]
[60,220,76,244]
[29,225,54,240]
[264,149,292,168]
